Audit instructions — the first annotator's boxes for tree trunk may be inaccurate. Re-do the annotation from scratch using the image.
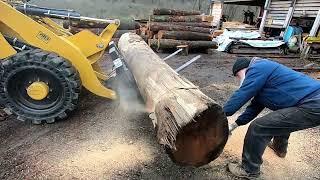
[113,30,139,38]
[153,8,201,16]
[150,15,203,22]
[158,30,213,41]
[149,22,212,34]
[168,22,214,28]
[149,39,217,50]
[118,33,228,167]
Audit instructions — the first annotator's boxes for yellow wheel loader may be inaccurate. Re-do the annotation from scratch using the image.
[0,0,128,124]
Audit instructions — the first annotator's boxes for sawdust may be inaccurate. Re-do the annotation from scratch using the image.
[54,141,154,179]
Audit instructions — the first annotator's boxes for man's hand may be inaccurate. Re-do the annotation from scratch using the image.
[228,122,239,135]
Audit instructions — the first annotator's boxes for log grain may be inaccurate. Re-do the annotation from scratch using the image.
[149,39,217,50]
[153,8,201,16]
[148,22,213,28]
[150,15,203,22]
[118,33,228,167]
[168,22,213,28]
[149,22,213,34]
[158,30,213,41]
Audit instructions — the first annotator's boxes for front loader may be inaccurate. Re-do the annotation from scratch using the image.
[0,0,128,124]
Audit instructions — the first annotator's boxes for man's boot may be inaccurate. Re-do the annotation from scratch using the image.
[268,139,288,158]
[228,163,260,179]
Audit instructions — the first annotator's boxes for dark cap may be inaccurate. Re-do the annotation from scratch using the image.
[232,57,251,76]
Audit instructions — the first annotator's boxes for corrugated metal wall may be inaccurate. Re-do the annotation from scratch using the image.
[293,0,320,18]
[265,0,291,28]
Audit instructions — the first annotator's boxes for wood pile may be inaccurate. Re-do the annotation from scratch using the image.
[221,21,257,31]
[144,8,217,53]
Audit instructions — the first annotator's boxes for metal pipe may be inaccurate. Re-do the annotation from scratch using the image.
[163,49,183,61]
[259,0,271,34]
[175,55,201,73]
[14,3,118,24]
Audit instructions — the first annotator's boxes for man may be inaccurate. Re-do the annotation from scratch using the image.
[224,57,320,178]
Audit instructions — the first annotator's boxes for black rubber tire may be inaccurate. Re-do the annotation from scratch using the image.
[0,49,81,124]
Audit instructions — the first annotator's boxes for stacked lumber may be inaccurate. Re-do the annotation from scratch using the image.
[146,8,217,52]
[221,21,257,31]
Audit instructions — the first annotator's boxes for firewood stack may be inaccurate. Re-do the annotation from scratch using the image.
[146,8,218,53]
[62,19,141,44]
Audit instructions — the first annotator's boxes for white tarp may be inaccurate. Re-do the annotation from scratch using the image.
[239,40,285,48]
[214,29,285,51]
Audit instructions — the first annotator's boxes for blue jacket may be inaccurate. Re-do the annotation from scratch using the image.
[223,58,320,126]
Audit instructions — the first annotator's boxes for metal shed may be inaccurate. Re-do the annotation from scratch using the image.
[260,0,320,34]
[294,0,320,18]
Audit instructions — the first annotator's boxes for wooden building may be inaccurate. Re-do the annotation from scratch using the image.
[210,0,319,34]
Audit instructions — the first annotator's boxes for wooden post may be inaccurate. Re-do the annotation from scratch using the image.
[118,33,228,167]
[210,0,224,29]
[259,0,271,35]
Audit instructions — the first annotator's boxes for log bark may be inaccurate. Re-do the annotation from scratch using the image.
[113,30,139,38]
[158,30,213,41]
[168,22,213,28]
[118,33,228,167]
[63,19,140,30]
[149,39,217,50]
[153,8,201,16]
[150,15,203,22]
[149,22,212,34]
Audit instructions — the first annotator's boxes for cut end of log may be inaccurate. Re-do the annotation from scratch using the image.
[156,101,228,167]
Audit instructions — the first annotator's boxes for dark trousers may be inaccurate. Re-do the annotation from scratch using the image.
[241,106,320,173]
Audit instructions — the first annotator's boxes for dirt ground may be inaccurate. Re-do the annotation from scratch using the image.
[0,52,320,180]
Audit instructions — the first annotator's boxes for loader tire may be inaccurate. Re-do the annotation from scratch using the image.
[0,49,81,124]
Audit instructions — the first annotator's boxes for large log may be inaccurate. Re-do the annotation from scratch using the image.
[113,30,139,38]
[153,8,201,16]
[158,30,213,41]
[150,15,203,22]
[149,22,212,34]
[149,39,217,50]
[118,33,228,167]
[167,22,214,28]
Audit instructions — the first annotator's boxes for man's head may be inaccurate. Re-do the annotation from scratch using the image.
[232,57,251,86]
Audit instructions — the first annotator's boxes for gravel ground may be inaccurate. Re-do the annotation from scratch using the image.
[0,52,319,179]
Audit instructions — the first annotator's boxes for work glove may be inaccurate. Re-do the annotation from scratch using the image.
[228,122,239,135]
